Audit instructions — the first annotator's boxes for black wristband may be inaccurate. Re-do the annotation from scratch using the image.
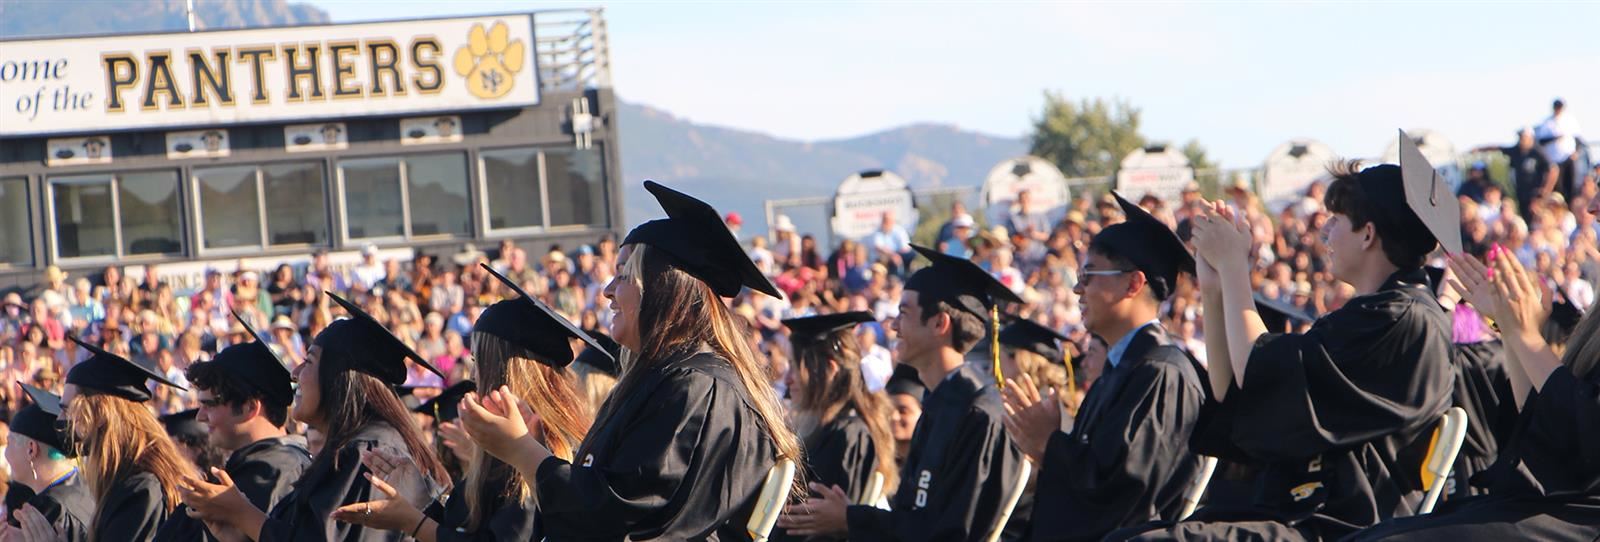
[412,515,429,538]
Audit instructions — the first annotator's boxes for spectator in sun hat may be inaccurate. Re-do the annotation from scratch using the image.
[941,212,976,258]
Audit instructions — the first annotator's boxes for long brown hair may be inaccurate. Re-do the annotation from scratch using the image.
[309,357,448,488]
[66,393,194,539]
[587,245,804,493]
[463,331,592,531]
[790,328,898,491]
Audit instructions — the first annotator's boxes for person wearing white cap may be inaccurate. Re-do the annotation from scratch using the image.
[772,214,800,269]
[940,213,976,258]
[352,244,386,291]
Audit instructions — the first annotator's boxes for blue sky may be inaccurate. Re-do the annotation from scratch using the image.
[314,1,1599,168]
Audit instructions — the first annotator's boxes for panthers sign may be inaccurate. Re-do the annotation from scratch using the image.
[0,15,538,137]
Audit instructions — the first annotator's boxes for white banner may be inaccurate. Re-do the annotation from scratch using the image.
[832,170,917,241]
[0,15,539,137]
[981,156,1071,228]
[1115,146,1193,206]
[1261,138,1336,213]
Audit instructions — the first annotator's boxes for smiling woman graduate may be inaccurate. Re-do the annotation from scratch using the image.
[458,180,804,540]
[178,292,448,542]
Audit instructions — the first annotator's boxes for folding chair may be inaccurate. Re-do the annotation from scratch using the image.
[1179,455,1220,520]
[857,471,887,506]
[983,458,1033,542]
[748,458,797,542]
[1417,407,1469,515]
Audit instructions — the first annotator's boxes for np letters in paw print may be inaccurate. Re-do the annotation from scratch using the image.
[454,21,526,100]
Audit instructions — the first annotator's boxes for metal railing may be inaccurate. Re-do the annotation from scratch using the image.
[533,8,612,91]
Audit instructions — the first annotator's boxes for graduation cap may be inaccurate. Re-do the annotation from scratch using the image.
[1396,130,1464,255]
[413,380,476,423]
[395,385,438,411]
[316,292,444,385]
[883,364,927,402]
[998,318,1078,399]
[998,318,1069,361]
[160,409,208,443]
[479,263,612,368]
[206,310,295,407]
[65,335,185,402]
[783,311,874,344]
[904,244,1024,388]
[621,180,782,299]
[13,383,73,456]
[1088,192,1195,301]
[575,332,623,377]
[1253,292,1316,334]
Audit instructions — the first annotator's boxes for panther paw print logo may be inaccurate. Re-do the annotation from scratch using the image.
[454,21,526,99]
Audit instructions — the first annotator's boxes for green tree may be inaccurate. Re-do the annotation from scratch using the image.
[1181,139,1215,172]
[1027,93,1146,178]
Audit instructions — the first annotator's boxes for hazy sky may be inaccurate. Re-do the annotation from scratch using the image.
[314,1,1598,168]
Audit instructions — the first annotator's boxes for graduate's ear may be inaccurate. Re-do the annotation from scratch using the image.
[1359,221,1377,251]
[932,310,953,337]
[1126,270,1150,302]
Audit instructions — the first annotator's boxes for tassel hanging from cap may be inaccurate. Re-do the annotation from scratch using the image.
[991,305,1003,391]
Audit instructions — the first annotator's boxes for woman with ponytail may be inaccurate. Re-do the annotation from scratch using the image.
[460,181,803,539]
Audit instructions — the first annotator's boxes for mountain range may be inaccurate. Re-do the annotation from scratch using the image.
[1,0,1030,232]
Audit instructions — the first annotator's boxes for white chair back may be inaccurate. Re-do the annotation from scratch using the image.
[747,458,797,542]
[857,471,887,506]
[1417,407,1470,515]
[1179,455,1220,520]
[983,459,1033,542]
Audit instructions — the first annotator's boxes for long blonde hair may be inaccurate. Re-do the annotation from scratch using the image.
[570,361,618,417]
[66,393,194,539]
[1011,349,1071,412]
[589,245,804,494]
[464,332,592,531]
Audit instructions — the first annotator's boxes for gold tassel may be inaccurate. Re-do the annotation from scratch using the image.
[1064,352,1078,401]
[992,305,1004,391]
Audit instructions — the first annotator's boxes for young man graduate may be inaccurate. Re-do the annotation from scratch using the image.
[779,245,1027,541]
[1112,132,1458,541]
[1002,192,1209,542]
[155,311,311,541]
[2,384,93,542]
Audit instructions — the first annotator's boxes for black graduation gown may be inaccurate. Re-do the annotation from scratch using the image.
[28,471,94,542]
[94,470,172,542]
[846,363,1027,541]
[428,468,541,541]
[1113,269,1456,542]
[1027,323,1207,542]
[4,481,33,525]
[1444,340,1517,500]
[258,423,437,542]
[773,409,883,542]
[1343,363,1600,541]
[533,352,778,540]
[155,435,313,541]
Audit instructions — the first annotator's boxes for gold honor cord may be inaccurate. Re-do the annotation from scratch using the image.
[992,305,1004,391]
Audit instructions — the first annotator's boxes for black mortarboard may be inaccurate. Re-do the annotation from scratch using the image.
[478,263,610,368]
[904,245,1023,319]
[575,332,623,377]
[621,180,782,299]
[1088,192,1195,301]
[413,380,476,423]
[998,318,1069,361]
[1254,292,1315,334]
[395,385,438,411]
[1397,130,1464,255]
[904,244,1023,388]
[160,409,208,443]
[883,364,927,402]
[14,383,72,456]
[783,311,874,343]
[316,292,444,385]
[208,310,294,407]
[65,335,184,402]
